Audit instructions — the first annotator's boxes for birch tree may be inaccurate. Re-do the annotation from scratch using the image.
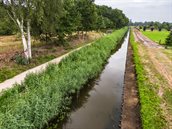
[1,0,35,60]
[1,0,63,60]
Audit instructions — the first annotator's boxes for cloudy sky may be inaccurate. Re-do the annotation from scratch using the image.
[95,0,172,22]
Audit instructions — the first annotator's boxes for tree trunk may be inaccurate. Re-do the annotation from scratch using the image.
[27,20,32,59]
[16,19,29,59]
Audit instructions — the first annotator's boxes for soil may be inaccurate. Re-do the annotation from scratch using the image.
[121,40,141,129]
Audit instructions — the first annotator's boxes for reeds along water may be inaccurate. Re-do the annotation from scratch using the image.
[53,32,130,129]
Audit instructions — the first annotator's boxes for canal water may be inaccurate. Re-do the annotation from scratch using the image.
[52,32,129,129]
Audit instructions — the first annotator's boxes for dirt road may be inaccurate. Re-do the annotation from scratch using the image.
[133,29,172,89]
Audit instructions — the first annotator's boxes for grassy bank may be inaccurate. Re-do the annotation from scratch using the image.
[141,30,169,44]
[130,31,166,129]
[0,27,128,129]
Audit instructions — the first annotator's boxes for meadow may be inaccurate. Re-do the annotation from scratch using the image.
[141,30,169,44]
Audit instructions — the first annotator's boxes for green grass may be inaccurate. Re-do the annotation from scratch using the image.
[130,31,166,129]
[141,30,169,44]
[162,47,172,60]
[164,90,172,106]
[0,27,128,129]
[0,55,56,83]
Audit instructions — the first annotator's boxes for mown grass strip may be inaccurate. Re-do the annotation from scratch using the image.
[130,31,166,129]
[0,27,128,129]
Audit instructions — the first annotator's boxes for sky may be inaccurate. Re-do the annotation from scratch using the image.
[95,0,172,22]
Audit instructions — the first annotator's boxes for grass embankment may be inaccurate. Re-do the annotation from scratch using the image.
[141,30,169,44]
[0,27,128,129]
[130,32,166,129]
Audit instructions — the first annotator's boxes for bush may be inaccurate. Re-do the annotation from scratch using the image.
[0,27,128,129]
[13,54,29,65]
[143,26,146,31]
[165,31,172,47]
[150,27,154,31]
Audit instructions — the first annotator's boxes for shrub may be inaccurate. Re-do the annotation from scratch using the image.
[143,26,146,31]
[13,54,29,65]
[150,26,154,31]
[165,31,172,47]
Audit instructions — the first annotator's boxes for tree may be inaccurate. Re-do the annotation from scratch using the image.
[165,31,172,48]
[139,26,142,30]
[150,26,154,31]
[158,28,162,31]
[96,5,128,29]
[2,0,63,60]
[76,0,97,33]
[32,0,63,41]
[2,0,35,60]
[0,3,17,35]
[56,0,81,43]
[143,26,146,31]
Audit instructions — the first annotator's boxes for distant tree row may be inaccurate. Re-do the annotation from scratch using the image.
[0,0,129,61]
[130,21,172,31]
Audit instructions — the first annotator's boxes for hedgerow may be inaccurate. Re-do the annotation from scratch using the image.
[130,31,166,129]
[0,27,128,129]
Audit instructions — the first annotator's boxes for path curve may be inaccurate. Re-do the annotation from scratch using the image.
[0,43,91,93]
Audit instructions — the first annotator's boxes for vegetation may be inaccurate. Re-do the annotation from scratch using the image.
[141,30,170,44]
[162,47,172,60]
[0,3,17,35]
[131,21,172,31]
[0,27,128,129]
[165,31,172,47]
[0,32,103,83]
[130,31,166,129]
[1,0,129,61]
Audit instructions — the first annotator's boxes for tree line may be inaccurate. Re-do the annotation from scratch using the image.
[0,0,129,61]
[131,21,172,31]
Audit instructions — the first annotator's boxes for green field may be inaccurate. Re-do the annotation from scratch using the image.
[142,30,169,44]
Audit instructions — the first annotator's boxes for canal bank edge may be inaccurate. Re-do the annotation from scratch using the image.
[121,31,141,129]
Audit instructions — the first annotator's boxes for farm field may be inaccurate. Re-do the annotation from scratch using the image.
[141,30,170,44]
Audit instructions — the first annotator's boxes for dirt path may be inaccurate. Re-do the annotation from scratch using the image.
[133,29,172,88]
[0,43,91,93]
[121,41,141,129]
